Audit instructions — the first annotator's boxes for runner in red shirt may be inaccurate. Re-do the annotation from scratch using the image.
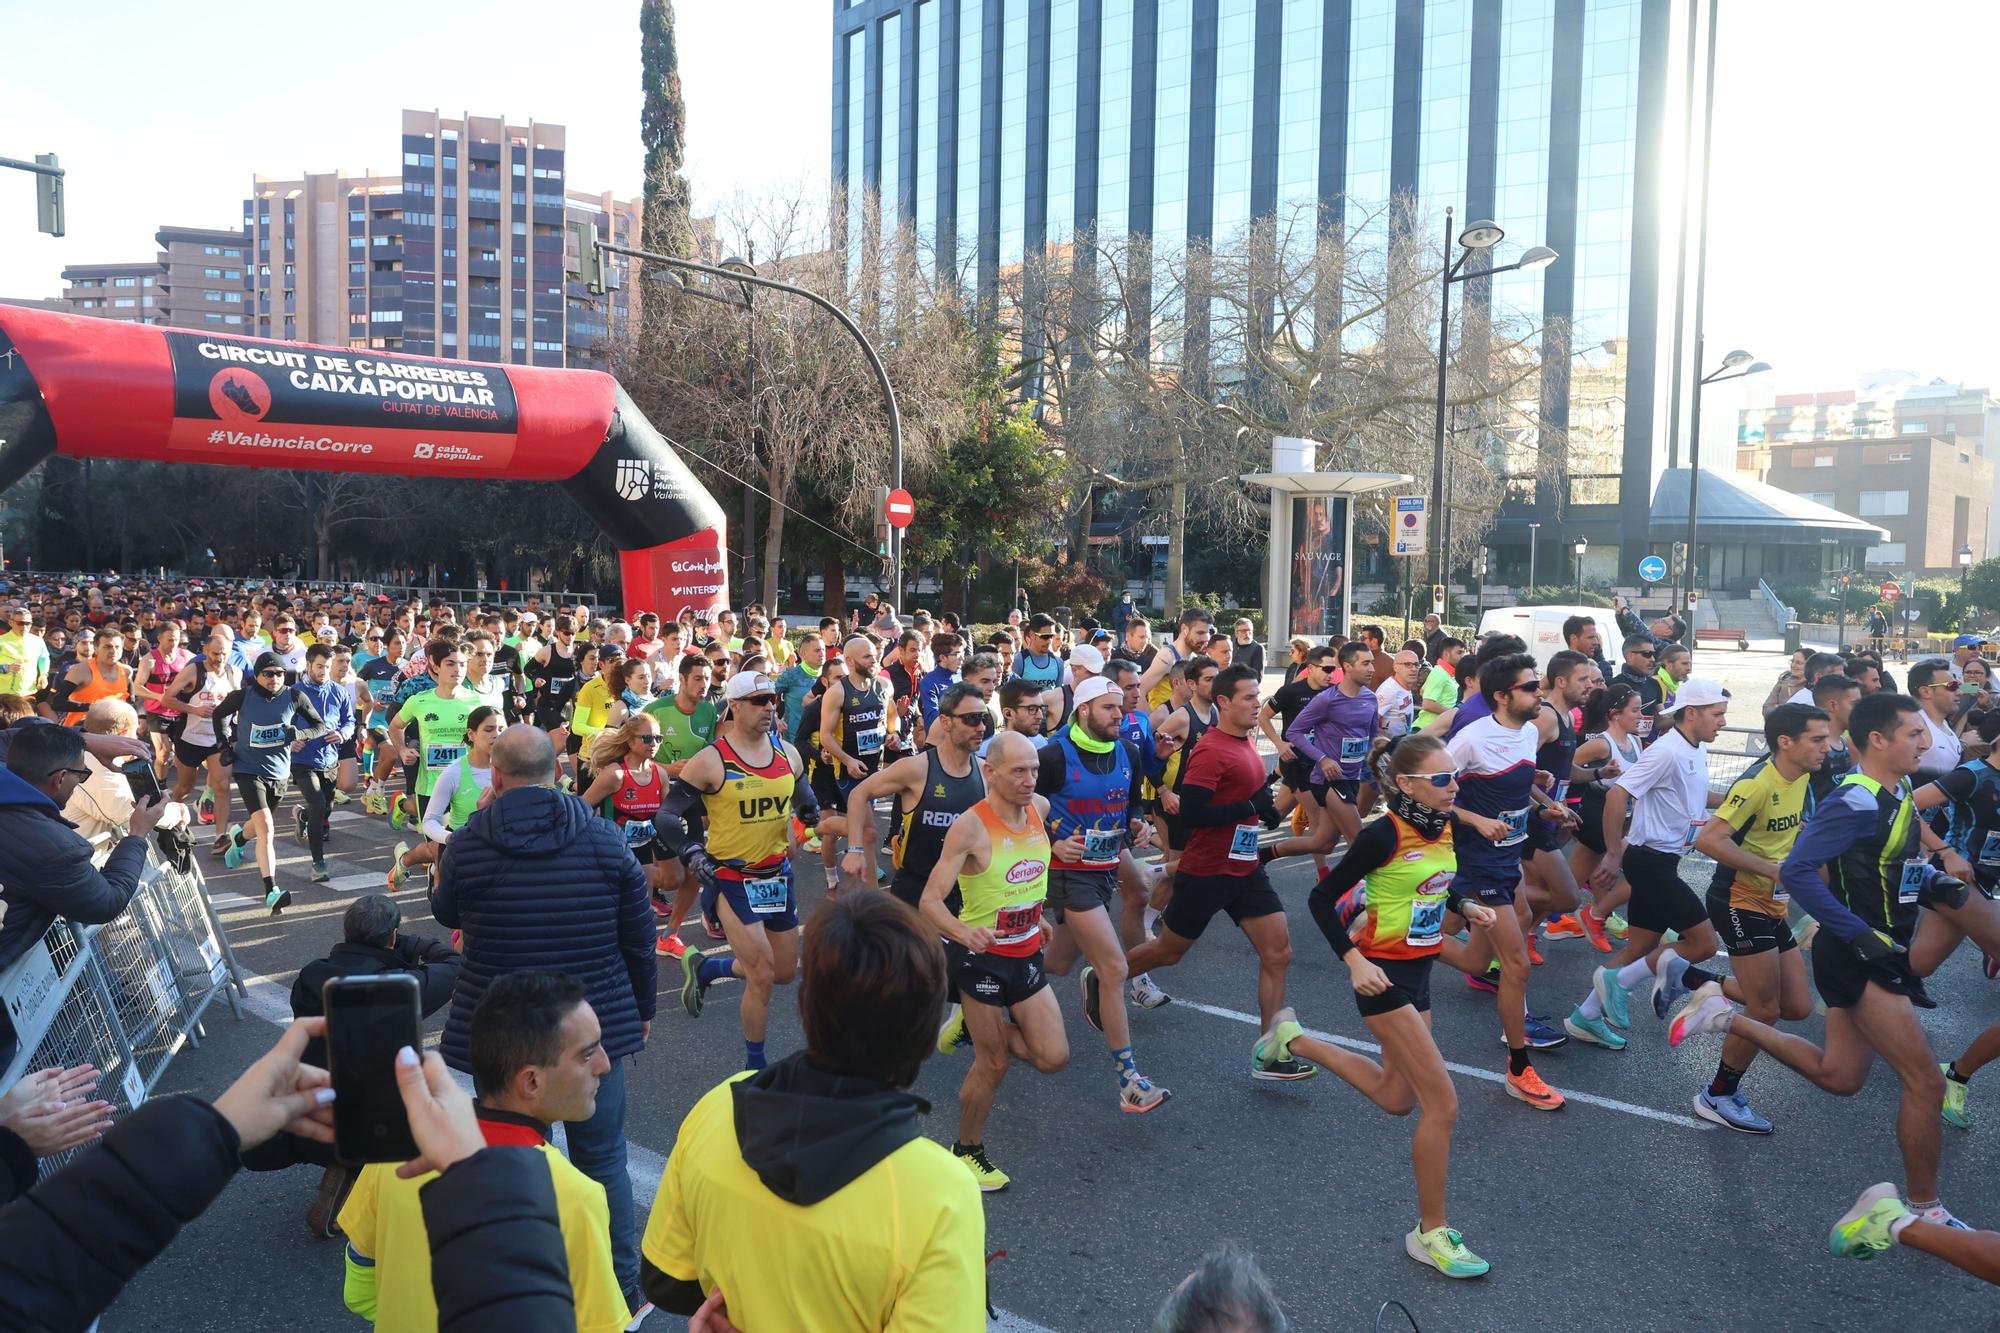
[1120,664,1316,1081]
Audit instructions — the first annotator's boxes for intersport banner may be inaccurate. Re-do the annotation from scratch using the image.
[163,332,523,472]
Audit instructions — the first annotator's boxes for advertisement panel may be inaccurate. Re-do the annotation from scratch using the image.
[1289,495,1348,638]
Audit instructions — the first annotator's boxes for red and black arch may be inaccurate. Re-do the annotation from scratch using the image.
[0,306,728,618]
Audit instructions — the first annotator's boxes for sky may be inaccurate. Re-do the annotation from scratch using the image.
[2,0,1992,434]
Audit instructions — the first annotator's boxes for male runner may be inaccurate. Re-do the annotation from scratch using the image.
[1809,673,1863,800]
[1609,634,1666,742]
[1527,652,1597,953]
[1284,639,1380,857]
[384,643,477,863]
[1445,654,1573,1107]
[1012,614,1069,690]
[656,670,820,1071]
[921,731,1075,1190]
[1124,665,1315,1081]
[1669,692,1975,1229]
[1419,639,1465,718]
[1910,660,1963,783]
[1670,703,1832,1132]
[844,680,987,911]
[642,654,720,955]
[57,627,133,725]
[1655,642,1692,710]
[0,605,51,702]
[1260,644,1334,816]
[133,620,193,774]
[1138,608,1215,712]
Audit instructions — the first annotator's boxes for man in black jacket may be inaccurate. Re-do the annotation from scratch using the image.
[0,721,166,973]
[260,892,462,1237]
[433,723,655,1311]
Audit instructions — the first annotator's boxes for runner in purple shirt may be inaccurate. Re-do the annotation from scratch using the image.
[1285,640,1380,853]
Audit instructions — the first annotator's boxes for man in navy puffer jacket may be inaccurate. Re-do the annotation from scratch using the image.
[431,723,656,1312]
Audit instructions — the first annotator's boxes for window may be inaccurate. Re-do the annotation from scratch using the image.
[223,313,241,324]
[1812,455,1834,468]
[142,277,153,286]
[202,267,223,278]
[1800,493,1838,508]
[349,262,366,276]
[202,245,224,255]
[203,290,224,302]
[1859,490,1910,517]
[1888,451,1912,462]
[512,162,526,176]
[1865,542,1907,567]
[372,235,391,246]
[113,298,137,307]
[1901,421,1928,435]
[114,276,138,287]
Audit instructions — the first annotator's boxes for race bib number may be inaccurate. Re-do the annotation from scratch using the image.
[623,820,655,847]
[1405,895,1448,950]
[425,743,466,769]
[1339,736,1369,764]
[1081,827,1122,861]
[1552,780,1569,803]
[1770,876,1789,904]
[745,875,790,915]
[1636,716,1655,739]
[855,726,885,756]
[492,670,511,692]
[1683,820,1704,853]
[1229,823,1262,862]
[994,900,1045,947]
[1899,859,1927,906]
[550,675,574,691]
[1499,808,1530,844]
[249,722,287,748]
[1978,830,2000,867]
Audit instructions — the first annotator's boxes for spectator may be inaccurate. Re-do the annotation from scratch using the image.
[0,721,165,971]
[1111,593,1137,639]
[640,893,984,1330]
[256,893,462,1237]
[1949,634,1983,682]
[1155,1245,1289,1332]
[1764,648,1809,718]
[339,971,626,1332]
[1611,593,1685,650]
[64,697,145,843]
[1422,613,1447,662]
[1787,651,1847,707]
[1419,638,1466,717]
[1229,619,1265,679]
[0,1063,114,1204]
[432,724,655,1310]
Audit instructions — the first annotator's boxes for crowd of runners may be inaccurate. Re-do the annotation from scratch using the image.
[2,569,1999,1301]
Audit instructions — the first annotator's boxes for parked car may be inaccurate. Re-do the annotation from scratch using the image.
[1476,605,1621,673]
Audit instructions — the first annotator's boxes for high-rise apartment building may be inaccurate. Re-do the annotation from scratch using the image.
[831,0,1700,578]
[45,225,251,330]
[55,261,161,323]
[244,110,641,368]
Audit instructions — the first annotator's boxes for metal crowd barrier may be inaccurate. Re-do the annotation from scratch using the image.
[0,837,247,1176]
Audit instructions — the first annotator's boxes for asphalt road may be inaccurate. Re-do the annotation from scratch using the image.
[96,656,2000,1332]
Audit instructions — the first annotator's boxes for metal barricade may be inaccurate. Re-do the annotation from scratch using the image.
[1708,725,1771,793]
[0,841,247,1175]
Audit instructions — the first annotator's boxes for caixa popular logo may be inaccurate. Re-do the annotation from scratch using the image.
[1005,858,1047,885]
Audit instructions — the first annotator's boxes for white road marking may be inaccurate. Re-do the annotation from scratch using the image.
[325,872,381,893]
[1168,996,1712,1131]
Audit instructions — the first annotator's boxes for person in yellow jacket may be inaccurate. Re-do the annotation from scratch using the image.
[641,893,986,1331]
[0,606,51,701]
[339,970,630,1332]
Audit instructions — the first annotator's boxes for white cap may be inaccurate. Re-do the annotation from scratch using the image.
[724,670,779,700]
[1660,678,1730,713]
[1073,676,1118,708]
[1068,644,1106,675]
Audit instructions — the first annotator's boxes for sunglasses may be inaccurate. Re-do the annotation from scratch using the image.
[633,734,662,745]
[1509,680,1544,695]
[948,710,987,724]
[1405,769,1459,789]
[1631,650,1656,659]
[1931,680,1961,692]
[738,694,778,706]
[257,669,285,679]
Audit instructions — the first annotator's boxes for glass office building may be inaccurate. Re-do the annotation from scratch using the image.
[832,0,1700,578]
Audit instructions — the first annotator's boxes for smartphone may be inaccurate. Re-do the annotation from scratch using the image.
[323,974,422,1164]
[118,759,163,804]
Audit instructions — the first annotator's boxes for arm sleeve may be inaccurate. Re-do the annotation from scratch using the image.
[419,1147,578,1333]
[423,764,461,844]
[342,1245,379,1320]
[285,688,325,737]
[651,778,709,861]
[1035,741,1066,797]
[1778,794,1876,942]
[1178,784,1257,828]
[1306,818,1396,959]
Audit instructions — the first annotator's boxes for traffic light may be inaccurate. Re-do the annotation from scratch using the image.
[35,153,62,237]
[874,485,891,559]
[568,221,604,293]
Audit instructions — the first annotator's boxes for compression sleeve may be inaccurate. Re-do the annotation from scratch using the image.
[1035,740,1067,797]
[651,778,708,860]
[791,768,821,828]
[422,763,460,844]
[1306,816,1397,959]
[1777,791,1876,943]
[1178,783,1258,828]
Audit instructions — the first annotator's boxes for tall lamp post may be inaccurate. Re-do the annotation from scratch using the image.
[1572,536,1589,605]
[1960,544,1974,591]
[1685,340,1770,636]
[1527,521,1541,592]
[1428,207,1557,591]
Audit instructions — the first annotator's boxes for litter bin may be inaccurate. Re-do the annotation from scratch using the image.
[1784,621,1802,655]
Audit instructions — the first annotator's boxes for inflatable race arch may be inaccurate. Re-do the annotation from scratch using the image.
[0,306,728,619]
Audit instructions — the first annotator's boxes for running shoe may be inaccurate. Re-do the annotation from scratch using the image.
[679,947,709,1018]
[651,893,671,919]
[559,775,575,794]
[331,789,351,806]
[1130,973,1172,1009]
[1604,910,1629,939]
[389,800,409,832]
[1542,914,1585,942]
[197,786,216,825]
[1942,1065,1971,1130]
[1666,983,1731,1046]
[1504,1064,1565,1111]
[1562,1005,1627,1051]
[362,784,387,816]
[1694,1088,1773,1134]
[655,933,686,960]
[704,914,727,941]
[387,840,410,889]
[1983,951,1999,982]
[1526,936,1546,967]
[1591,966,1632,1030]
[1652,960,1693,1020]
[1918,1204,1973,1231]
[1829,1183,1908,1260]
[1080,966,1103,1034]
[310,861,331,884]
[222,825,245,870]
[265,884,291,915]
[952,1143,1009,1192]
[1520,1015,1568,1049]
[1465,965,1501,995]
[1119,1076,1171,1114]
[1404,1225,1490,1280]
[1251,1011,1318,1080]
[293,807,308,847]
[1579,907,1613,953]
[305,1162,356,1240]
[936,1005,970,1055]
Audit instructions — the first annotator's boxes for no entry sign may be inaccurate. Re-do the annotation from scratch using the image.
[885,487,915,529]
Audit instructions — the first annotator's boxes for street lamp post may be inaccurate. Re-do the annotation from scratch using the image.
[1960,544,1974,591]
[1572,536,1589,606]
[1427,207,1557,592]
[1685,340,1770,638]
[1475,546,1488,625]
[1527,521,1541,592]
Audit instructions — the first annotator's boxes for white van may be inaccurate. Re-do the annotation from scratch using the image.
[1475,605,1621,673]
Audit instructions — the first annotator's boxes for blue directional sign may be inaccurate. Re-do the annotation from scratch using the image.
[1638,555,1668,583]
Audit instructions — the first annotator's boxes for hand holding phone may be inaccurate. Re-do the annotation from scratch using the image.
[117,759,164,804]
[324,974,422,1164]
